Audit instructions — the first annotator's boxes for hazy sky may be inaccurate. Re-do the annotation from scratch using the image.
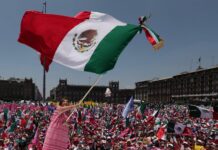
[0,0,218,97]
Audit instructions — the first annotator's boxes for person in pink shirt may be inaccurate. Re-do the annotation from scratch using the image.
[42,99,76,150]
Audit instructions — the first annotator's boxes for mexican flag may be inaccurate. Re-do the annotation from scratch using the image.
[18,11,140,74]
[146,110,159,125]
[136,102,146,119]
[167,120,186,135]
[139,102,146,114]
[188,105,215,119]
[7,122,17,133]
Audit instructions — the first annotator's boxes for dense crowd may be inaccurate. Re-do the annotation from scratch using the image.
[0,101,217,150]
[0,102,53,149]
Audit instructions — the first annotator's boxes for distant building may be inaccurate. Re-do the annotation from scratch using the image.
[50,79,133,103]
[135,81,150,101]
[135,66,218,103]
[34,86,43,101]
[51,79,108,103]
[108,81,119,103]
[118,89,134,104]
[0,78,42,101]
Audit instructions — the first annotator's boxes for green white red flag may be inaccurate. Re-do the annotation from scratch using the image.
[18,11,163,74]
[188,105,217,120]
[167,120,186,135]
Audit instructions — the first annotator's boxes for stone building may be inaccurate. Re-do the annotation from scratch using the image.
[0,77,41,101]
[135,66,218,103]
[50,80,133,103]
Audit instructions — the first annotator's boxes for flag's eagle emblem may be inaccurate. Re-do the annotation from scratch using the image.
[73,29,97,53]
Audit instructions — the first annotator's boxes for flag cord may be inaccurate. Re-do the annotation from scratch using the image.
[66,74,103,122]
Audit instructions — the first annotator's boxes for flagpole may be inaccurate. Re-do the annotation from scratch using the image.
[65,75,103,122]
[42,0,47,102]
[198,57,201,68]
[43,58,46,102]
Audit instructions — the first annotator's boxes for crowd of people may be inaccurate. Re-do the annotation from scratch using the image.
[0,102,53,149]
[0,100,217,150]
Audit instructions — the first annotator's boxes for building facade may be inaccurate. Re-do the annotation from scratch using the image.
[0,78,42,101]
[118,89,134,104]
[50,80,133,103]
[135,81,150,101]
[135,66,218,103]
[172,67,218,103]
[50,79,108,102]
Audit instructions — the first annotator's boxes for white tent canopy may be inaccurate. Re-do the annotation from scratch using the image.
[105,88,111,97]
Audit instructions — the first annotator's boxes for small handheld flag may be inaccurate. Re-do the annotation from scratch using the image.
[122,96,134,118]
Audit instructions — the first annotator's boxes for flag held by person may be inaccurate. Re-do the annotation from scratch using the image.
[146,109,159,124]
[18,11,163,74]
[7,122,17,133]
[188,105,214,119]
[18,11,139,73]
[156,126,166,140]
[139,102,146,115]
[167,120,186,135]
[122,96,134,118]
[136,101,146,119]
[152,110,159,118]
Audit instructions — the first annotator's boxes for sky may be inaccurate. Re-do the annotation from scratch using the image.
[0,0,218,97]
